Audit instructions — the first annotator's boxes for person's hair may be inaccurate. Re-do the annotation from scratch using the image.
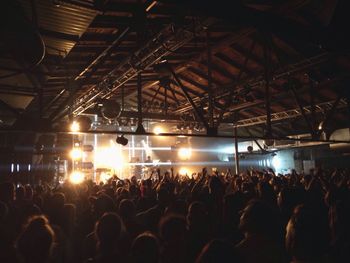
[16,185,25,200]
[286,204,329,261]
[159,214,186,244]
[17,215,55,263]
[95,212,122,252]
[187,201,207,228]
[196,239,239,263]
[119,199,136,220]
[157,187,170,206]
[93,193,116,217]
[51,192,65,209]
[208,176,224,195]
[131,232,159,263]
[24,184,33,200]
[239,199,281,239]
[257,181,276,205]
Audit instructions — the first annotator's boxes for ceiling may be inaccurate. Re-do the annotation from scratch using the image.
[0,0,349,141]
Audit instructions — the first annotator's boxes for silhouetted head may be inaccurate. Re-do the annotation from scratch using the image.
[196,239,239,263]
[95,212,122,252]
[51,192,65,210]
[239,199,281,239]
[208,176,224,197]
[159,214,186,245]
[286,204,329,261]
[278,187,304,213]
[119,199,136,220]
[165,199,187,216]
[24,185,33,200]
[17,215,55,263]
[131,232,159,263]
[187,201,207,229]
[257,181,276,205]
[157,187,170,207]
[93,193,115,218]
[16,185,25,201]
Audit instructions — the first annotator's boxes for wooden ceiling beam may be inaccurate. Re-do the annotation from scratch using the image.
[215,52,254,75]
[177,74,208,93]
[230,43,264,66]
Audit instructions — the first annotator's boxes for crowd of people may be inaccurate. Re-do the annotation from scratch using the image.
[0,167,349,263]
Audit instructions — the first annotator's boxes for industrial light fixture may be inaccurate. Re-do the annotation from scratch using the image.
[116,135,128,146]
[318,121,324,131]
[70,121,80,132]
[178,147,192,160]
[69,171,84,184]
[52,0,61,7]
[154,126,164,135]
[247,145,253,153]
[70,148,83,160]
[70,116,92,132]
[146,1,157,12]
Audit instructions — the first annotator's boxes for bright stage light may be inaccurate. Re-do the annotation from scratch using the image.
[70,171,84,184]
[141,140,152,156]
[221,146,234,154]
[179,167,189,176]
[178,147,192,160]
[94,145,124,172]
[100,172,112,183]
[70,148,83,160]
[70,121,80,132]
[272,155,282,170]
[153,126,164,135]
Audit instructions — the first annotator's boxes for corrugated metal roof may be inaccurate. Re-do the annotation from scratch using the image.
[19,0,97,56]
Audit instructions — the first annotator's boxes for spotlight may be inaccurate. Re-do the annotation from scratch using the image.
[178,147,192,160]
[70,148,83,160]
[264,139,274,147]
[318,121,324,131]
[69,171,84,184]
[101,99,121,120]
[100,172,112,184]
[70,116,92,132]
[116,135,128,146]
[247,145,253,153]
[154,126,164,135]
[70,121,80,132]
[272,155,281,170]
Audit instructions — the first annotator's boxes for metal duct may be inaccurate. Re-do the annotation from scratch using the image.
[329,128,350,152]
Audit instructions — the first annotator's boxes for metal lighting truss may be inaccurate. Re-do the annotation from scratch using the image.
[234,98,348,127]
[70,18,216,116]
[175,52,329,115]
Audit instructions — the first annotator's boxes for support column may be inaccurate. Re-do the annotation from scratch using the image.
[136,72,145,133]
[207,29,214,128]
[234,126,239,175]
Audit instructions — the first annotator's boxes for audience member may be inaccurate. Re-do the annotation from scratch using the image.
[0,166,348,263]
